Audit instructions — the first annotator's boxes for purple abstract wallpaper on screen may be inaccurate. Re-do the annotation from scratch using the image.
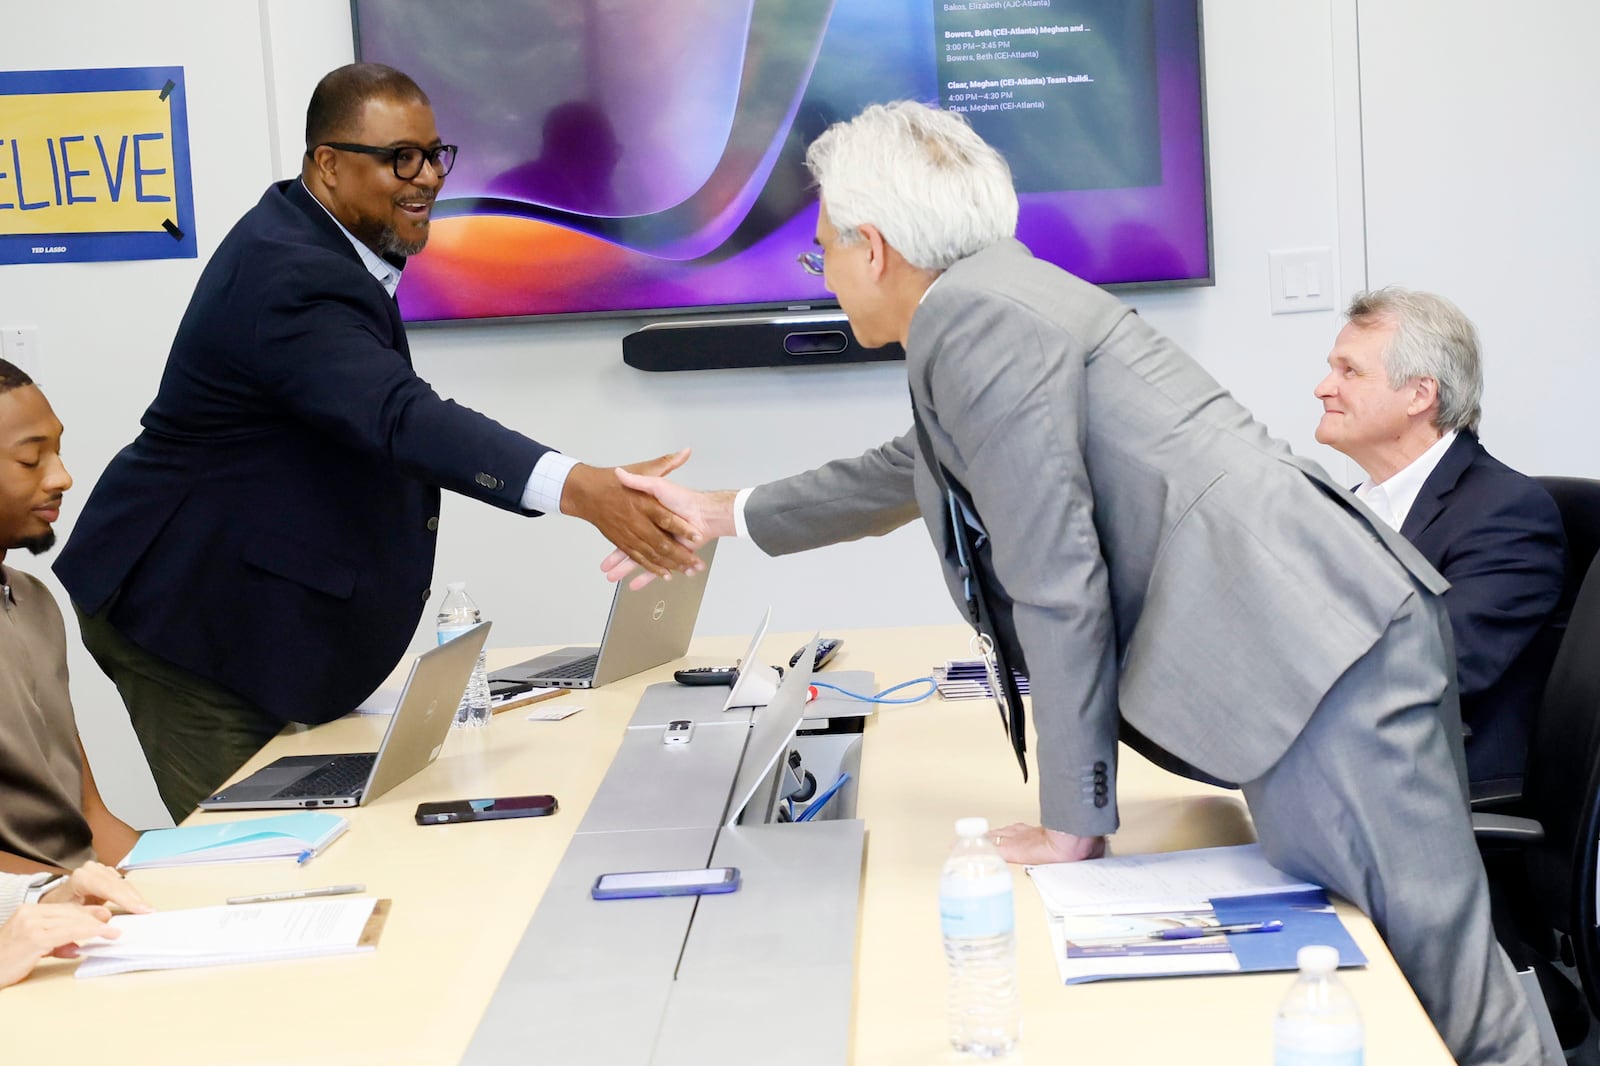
[352,0,1210,322]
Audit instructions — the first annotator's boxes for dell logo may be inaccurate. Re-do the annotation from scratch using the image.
[652,600,667,621]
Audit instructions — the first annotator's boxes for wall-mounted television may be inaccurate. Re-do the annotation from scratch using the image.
[352,0,1211,325]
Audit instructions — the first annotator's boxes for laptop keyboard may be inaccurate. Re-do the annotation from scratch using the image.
[277,753,378,798]
[529,654,598,681]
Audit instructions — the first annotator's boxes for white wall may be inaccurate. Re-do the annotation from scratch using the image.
[2,4,282,829]
[3,0,1593,829]
[1356,1,1600,476]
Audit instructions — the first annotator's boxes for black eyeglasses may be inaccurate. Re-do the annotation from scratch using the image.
[313,142,458,180]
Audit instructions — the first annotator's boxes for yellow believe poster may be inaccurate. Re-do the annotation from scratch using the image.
[0,66,196,264]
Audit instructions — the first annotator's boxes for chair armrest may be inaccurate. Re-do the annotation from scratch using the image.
[1471,812,1545,842]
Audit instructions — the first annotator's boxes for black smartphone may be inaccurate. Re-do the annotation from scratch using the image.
[415,795,558,825]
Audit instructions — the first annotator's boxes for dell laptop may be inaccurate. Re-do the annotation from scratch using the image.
[490,540,716,690]
[198,622,490,811]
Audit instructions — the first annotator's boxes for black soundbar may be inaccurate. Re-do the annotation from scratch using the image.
[622,314,905,372]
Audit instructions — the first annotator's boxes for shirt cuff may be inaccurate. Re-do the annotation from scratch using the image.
[732,487,755,540]
[521,451,580,514]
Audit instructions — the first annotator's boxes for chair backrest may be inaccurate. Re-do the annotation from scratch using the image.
[1522,549,1600,1014]
[1537,476,1600,622]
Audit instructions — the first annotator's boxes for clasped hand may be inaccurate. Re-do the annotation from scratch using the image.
[561,448,710,580]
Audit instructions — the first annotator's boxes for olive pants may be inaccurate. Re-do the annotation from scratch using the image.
[75,601,282,823]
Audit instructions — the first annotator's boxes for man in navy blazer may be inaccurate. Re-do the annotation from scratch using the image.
[1314,287,1566,792]
[54,64,703,820]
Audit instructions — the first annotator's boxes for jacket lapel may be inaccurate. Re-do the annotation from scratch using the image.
[1400,432,1479,541]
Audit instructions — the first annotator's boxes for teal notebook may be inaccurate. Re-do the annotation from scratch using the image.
[120,812,349,870]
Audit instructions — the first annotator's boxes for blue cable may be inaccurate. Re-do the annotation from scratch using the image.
[796,772,852,822]
[810,677,937,705]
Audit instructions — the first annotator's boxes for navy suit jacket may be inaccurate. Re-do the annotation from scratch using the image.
[1399,431,1566,787]
[55,180,551,724]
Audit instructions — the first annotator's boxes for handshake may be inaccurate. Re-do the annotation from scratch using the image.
[564,446,738,590]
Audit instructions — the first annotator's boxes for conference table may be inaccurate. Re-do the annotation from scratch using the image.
[0,625,1452,1065]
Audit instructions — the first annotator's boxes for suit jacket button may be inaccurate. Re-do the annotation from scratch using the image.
[422,588,432,602]
[1093,760,1107,773]
[426,517,439,531]
[1093,795,1109,808]
[1093,770,1107,784]
[475,473,493,487]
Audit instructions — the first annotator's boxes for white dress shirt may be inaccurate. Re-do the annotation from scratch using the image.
[302,181,578,512]
[1354,429,1458,531]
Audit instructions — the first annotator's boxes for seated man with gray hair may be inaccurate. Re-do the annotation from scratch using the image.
[1313,287,1566,794]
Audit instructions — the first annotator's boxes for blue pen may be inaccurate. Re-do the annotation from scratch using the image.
[1148,919,1284,940]
[295,848,316,866]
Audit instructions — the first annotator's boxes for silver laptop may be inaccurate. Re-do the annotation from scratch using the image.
[490,541,716,690]
[726,634,819,827]
[198,622,490,811]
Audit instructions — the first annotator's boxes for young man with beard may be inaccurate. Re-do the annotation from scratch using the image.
[0,359,138,872]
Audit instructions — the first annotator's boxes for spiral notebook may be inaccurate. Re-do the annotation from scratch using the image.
[118,812,349,870]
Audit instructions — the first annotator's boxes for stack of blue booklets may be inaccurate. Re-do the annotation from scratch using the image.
[933,658,1031,701]
[118,811,349,870]
[1026,844,1365,983]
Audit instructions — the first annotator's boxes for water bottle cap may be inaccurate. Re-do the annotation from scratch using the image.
[446,581,465,591]
[1296,945,1340,974]
[954,817,990,838]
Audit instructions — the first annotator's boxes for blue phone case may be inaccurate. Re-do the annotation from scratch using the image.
[590,868,741,900]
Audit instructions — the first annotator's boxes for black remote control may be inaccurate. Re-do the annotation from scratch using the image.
[789,637,843,671]
[674,666,738,686]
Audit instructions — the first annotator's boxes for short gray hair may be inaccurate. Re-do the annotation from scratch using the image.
[804,101,1018,271]
[1346,287,1483,433]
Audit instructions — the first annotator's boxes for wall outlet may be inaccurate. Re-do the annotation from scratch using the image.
[1,328,41,381]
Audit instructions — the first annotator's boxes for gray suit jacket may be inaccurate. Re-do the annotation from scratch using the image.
[747,240,1448,836]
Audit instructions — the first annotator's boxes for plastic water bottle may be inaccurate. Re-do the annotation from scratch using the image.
[940,816,1021,1057]
[436,582,490,728]
[1274,944,1364,1065]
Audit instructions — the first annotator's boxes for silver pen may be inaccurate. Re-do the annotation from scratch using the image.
[226,883,366,905]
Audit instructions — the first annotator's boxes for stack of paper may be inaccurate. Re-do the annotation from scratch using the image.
[119,812,349,870]
[75,897,386,978]
[933,658,1031,701]
[1025,844,1365,983]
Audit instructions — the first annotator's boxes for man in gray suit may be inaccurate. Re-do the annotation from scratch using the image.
[607,102,1542,1063]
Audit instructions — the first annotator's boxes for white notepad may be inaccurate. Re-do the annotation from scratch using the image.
[75,896,383,978]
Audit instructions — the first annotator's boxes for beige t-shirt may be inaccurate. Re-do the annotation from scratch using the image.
[0,565,94,869]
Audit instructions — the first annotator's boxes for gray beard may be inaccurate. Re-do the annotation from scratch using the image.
[378,225,428,258]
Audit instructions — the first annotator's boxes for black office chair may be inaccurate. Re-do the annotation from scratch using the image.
[1468,476,1600,811]
[1474,544,1600,1050]
[1537,475,1600,622]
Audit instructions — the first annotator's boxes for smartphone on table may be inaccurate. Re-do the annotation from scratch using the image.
[415,794,558,825]
[590,867,741,900]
